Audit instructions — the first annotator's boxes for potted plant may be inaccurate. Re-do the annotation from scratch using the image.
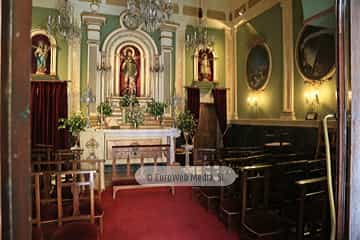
[120,92,139,124]
[125,107,145,128]
[58,111,88,150]
[176,110,197,145]
[146,99,168,124]
[97,101,113,127]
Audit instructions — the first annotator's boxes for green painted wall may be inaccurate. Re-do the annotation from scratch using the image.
[32,7,68,80]
[293,0,337,119]
[236,4,283,119]
[185,26,226,88]
[236,1,337,120]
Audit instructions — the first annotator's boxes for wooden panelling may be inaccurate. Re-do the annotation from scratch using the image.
[106,0,127,6]
[248,0,262,8]
[183,5,200,17]
[207,9,226,21]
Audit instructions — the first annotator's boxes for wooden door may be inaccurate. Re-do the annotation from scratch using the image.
[1,0,32,240]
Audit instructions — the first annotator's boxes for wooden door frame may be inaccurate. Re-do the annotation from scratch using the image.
[1,0,32,240]
[349,0,360,239]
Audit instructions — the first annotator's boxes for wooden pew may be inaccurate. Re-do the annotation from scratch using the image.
[112,144,175,199]
[32,170,100,240]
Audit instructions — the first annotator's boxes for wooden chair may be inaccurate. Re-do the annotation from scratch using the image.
[283,177,329,240]
[112,144,175,199]
[218,154,268,231]
[193,147,218,166]
[32,166,104,236]
[239,164,288,239]
[52,170,99,240]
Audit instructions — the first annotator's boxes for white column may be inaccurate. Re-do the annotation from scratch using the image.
[160,23,177,107]
[175,24,186,100]
[225,28,235,120]
[68,38,81,114]
[232,27,239,119]
[280,0,296,119]
[81,13,106,115]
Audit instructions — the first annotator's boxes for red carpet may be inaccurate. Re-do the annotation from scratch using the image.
[102,187,239,240]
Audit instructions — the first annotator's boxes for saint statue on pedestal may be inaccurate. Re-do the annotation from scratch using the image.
[33,40,50,75]
[200,53,211,81]
[121,49,138,95]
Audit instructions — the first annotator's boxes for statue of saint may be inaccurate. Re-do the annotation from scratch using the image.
[121,49,138,95]
[33,40,50,75]
[200,53,211,81]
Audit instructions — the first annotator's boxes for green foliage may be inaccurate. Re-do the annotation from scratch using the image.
[125,107,145,128]
[58,111,87,136]
[120,93,139,108]
[146,99,168,118]
[176,110,197,135]
[97,101,113,117]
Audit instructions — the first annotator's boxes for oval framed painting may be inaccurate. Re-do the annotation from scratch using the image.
[295,25,335,83]
[246,43,272,91]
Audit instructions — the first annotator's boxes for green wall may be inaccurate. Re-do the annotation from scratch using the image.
[236,1,337,120]
[236,4,283,119]
[185,26,226,88]
[32,7,68,80]
[293,0,337,119]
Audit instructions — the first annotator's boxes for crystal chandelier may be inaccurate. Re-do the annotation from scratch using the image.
[124,0,174,33]
[47,0,80,41]
[185,3,215,52]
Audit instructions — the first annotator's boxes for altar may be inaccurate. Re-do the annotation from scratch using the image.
[80,127,180,190]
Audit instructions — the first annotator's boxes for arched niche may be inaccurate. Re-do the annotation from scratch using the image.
[193,47,217,83]
[31,28,57,76]
[101,28,159,98]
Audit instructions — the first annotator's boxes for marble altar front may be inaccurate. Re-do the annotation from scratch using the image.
[80,127,181,190]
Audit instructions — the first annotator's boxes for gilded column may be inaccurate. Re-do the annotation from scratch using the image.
[225,28,236,120]
[175,24,186,100]
[280,0,296,119]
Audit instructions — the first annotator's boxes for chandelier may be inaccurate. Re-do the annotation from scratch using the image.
[47,0,80,41]
[185,3,214,52]
[124,0,174,33]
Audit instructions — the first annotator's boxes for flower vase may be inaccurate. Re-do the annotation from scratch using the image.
[71,133,81,150]
[183,132,190,146]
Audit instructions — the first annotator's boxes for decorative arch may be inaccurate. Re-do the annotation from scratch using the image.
[31,28,57,76]
[101,28,159,98]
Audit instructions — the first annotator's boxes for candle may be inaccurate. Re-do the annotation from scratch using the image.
[48,16,52,25]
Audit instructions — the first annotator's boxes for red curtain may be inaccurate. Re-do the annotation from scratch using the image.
[213,88,227,133]
[31,81,69,149]
[186,87,200,121]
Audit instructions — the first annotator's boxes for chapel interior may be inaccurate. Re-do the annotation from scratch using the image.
[2,0,354,239]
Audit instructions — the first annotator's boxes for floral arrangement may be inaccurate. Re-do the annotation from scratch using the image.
[125,107,145,128]
[58,111,88,136]
[176,110,197,136]
[146,99,168,119]
[97,101,113,117]
[120,92,139,108]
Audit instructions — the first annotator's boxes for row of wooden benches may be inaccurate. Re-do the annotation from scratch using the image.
[193,148,329,240]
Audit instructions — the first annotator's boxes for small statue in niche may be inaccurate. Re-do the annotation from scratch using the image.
[199,53,211,81]
[33,40,50,75]
[121,48,138,95]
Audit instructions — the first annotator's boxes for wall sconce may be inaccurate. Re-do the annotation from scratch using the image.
[247,95,259,107]
[304,89,320,106]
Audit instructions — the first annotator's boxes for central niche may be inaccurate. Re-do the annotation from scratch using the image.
[102,29,159,99]
[119,45,141,96]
